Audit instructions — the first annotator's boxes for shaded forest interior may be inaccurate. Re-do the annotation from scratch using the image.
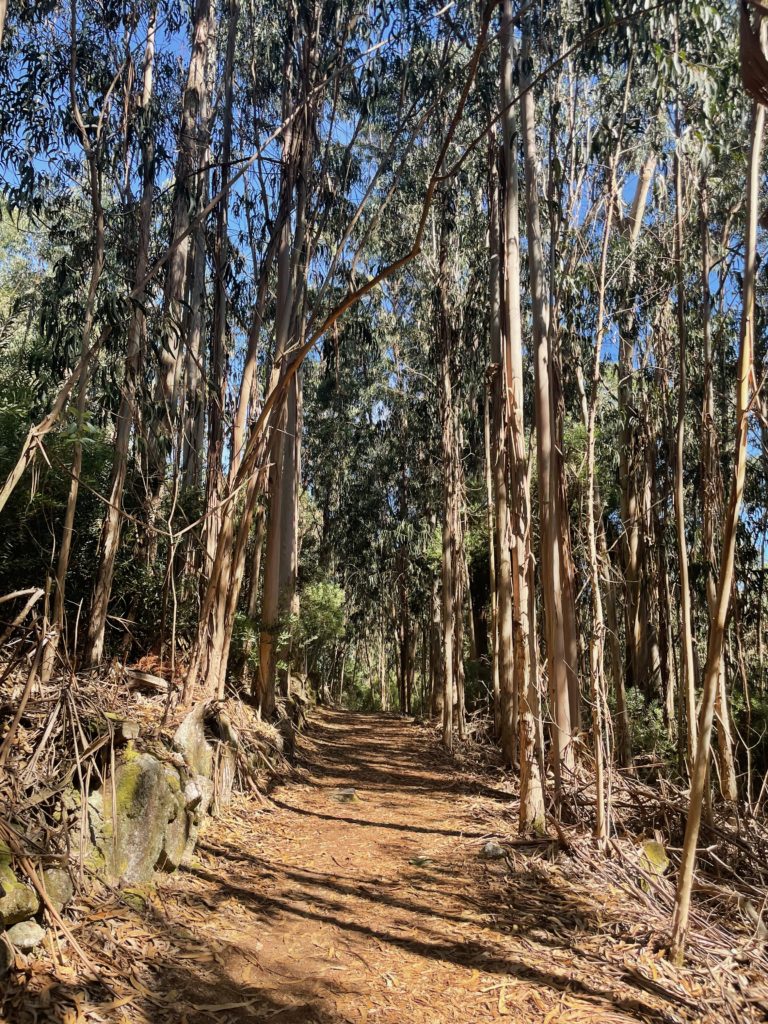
[1,0,768,1018]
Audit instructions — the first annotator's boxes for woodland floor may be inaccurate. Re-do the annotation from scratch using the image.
[3,708,761,1024]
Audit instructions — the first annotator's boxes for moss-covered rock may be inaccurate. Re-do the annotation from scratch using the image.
[0,864,39,926]
[121,885,153,911]
[101,753,178,884]
[41,868,73,913]
[156,766,189,871]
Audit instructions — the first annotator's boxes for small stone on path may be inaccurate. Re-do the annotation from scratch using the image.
[6,920,46,952]
[480,840,506,859]
[332,787,357,802]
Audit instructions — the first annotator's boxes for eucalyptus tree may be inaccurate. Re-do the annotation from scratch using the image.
[4,3,768,972]
[41,0,111,681]
[0,1,153,676]
[671,0,764,958]
[487,84,517,768]
[87,1,161,665]
[519,16,578,786]
[184,0,494,707]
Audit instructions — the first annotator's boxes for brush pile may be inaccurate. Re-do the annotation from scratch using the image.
[0,650,305,972]
[443,714,768,1022]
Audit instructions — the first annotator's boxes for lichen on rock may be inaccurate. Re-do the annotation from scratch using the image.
[6,919,46,952]
[41,868,73,913]
[0,861,39,927]
[173,703,214,779]
[156,766,189,871]
[100,753,180,884]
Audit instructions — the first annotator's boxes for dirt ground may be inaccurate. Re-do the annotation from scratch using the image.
[2,708,757,1023]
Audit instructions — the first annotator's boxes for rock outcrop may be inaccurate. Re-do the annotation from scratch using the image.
[1,693,309,956]
[0,842,38,927]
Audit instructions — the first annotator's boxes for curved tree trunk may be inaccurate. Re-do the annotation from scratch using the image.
[671,91,764,964]
[699,183,739,803]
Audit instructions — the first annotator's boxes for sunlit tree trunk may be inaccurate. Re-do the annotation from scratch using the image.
[671,94,763,963]
[87,8,157,665]
[673,141,699,771]
[380,623,388,711]
[501,0,543,823]
[258,114,296,715]
[483,389,500,736]
[617,156,655,693]
[487,140,516,765]
[145,0,214,554]
[437,200,457,751]
[699,183,738,803]
[430,577,444,719]
[453,420,468,740]
[43,6,106,680]
[520,23,573,787]
[258,17,313,712]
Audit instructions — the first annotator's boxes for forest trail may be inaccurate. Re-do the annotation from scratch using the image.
[96,708,692,1024]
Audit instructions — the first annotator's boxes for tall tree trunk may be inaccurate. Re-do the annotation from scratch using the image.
[618,157,655,693]
[180,16,214,498]
[671,94,763,962]
[520,23,573,787]
[43,6,106,680]
[584,169,617,841]
[454,470,467,740]
[483,389,500,736]
[146,0,213,553]
[238,504,265,691]
[430,576,443,719]
[673,141,699,771]
[699,183,739,803]
[87,8,157,665]
[576,363,631,768]
[277,373,301,697]
[650,457,676,739]
[487,139,516,765]
[246,506,266,620]
[380,624,388,711]
[258,167,295,714]
[258,23,311,713]
[500,0,544,824]
[438,201,457,752]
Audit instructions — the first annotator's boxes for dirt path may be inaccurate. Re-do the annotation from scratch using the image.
[120,708,686,1024]
[8,708,715,1024]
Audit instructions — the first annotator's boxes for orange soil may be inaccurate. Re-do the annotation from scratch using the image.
[133,709,681,1024]
[5,708,706,1023]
